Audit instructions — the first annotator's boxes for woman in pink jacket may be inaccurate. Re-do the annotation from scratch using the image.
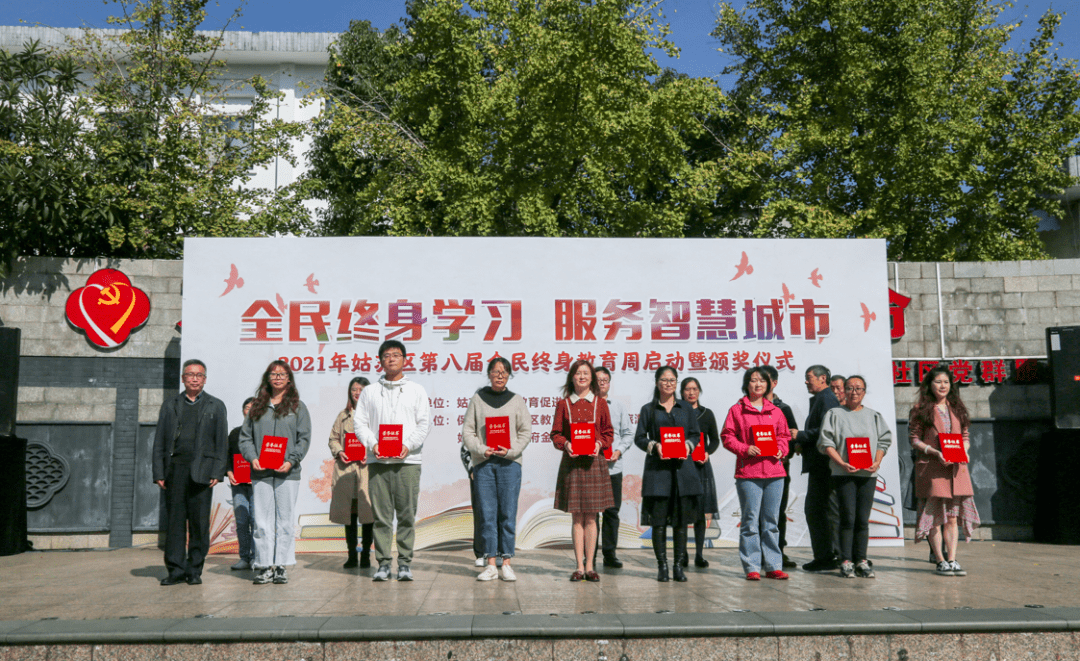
[721,366,792,581]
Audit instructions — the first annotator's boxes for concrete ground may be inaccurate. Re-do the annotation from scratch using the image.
[0,541,1076,621]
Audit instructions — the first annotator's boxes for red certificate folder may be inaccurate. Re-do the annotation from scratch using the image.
[259,435,287,470]
[939,434,968,463]
[233,454,251,484]
[692,437,707,462]
[846,437,873,470]
[660,427,687,459]
[378,424,404,458]
[751,425,777,457]
[485,416,511,450]
[342,432,366,463]
[603,445,613,460]
[570,423,595,456]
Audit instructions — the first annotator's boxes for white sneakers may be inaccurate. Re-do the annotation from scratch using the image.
[475,557,487,567]
[477,563,517,581]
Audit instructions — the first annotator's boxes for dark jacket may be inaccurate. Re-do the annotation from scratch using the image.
[152,391,229,484]
[795,388,840,475]
[772,395,799,462]
[696,406,721,455]
[634,398,702,498]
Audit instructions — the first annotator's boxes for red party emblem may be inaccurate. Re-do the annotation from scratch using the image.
[65,269,151,348]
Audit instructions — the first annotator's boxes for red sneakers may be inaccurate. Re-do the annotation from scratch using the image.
[765,570,790,580]
[746,571,761,581]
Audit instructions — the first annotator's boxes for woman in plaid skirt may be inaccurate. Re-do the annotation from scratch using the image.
[551,360,614,582]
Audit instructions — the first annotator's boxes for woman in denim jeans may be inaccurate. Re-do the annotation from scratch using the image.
[721,367,792,581]
[225,397,255,570]
[462,357,532,582]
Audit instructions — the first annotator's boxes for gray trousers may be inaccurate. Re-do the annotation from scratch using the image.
[368,463,422,565]
[252,475,300,568]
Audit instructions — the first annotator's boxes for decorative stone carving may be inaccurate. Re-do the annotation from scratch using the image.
[26,441,70,508]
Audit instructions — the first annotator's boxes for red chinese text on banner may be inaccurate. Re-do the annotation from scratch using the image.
[939,434,968,463]
[378,424,404,458]
[660,426,687,459]
[233,454,251,484]
[846,437,873,470]
[570,423,595,456]
[342,432,366,463]
[485,416,511,450]
[751,425,777,457]
[260,435,288,470]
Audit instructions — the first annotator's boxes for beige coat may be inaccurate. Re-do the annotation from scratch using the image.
[328,409,374,525]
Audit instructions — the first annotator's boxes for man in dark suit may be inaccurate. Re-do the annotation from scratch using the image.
[152,359,229,585]
[795,364,842,572]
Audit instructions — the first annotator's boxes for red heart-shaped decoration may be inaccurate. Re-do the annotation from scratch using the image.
[65,269,151,348]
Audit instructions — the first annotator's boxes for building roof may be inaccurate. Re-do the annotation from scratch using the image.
[0,25,338,65]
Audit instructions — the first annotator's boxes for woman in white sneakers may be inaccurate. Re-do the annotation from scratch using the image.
[462,357,532,582]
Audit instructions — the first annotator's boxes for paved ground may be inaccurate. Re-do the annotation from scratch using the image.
[0,541,1075,621]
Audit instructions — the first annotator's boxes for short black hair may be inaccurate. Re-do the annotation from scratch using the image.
[377,340,406,360]
[831,374,846,383]
[805,364,831,380]
[761,365,779,382]
[487,356,512,376]
[242,396,255,411]
[595,366,612,379]
[741,367,774,397]
[182,358,206,372]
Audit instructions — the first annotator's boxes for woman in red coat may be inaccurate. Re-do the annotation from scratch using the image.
[908,366,980,577]
[551,360,614,582]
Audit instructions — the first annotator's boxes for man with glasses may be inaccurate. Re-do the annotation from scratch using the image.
[595,367,634,569]
[354,340,430,582]
[152,359,229,585]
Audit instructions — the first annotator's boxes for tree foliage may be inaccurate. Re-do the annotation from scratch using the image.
[307,0,761,238]
[712,0,1080,260]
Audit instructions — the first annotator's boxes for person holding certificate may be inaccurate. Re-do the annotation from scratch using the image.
[678,377,716,569]
[328,377,374,570]
[818,375,892,579]
[238,360,312,586]
[908,366,980,577]
[551,360,614,582]
[462,357,532,582]
[634,367,701,583]
[721,366,791,581]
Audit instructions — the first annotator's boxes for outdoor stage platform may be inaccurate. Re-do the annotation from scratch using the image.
[2,541,1079,660]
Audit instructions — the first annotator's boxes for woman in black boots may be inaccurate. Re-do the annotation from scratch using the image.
[328,377,374,569]
[634,366,701,582]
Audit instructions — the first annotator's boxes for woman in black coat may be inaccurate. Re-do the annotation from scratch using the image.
[634,366,702,583]
[680,377,720,568]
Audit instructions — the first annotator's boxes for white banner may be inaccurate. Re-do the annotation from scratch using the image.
[181,237,903,553]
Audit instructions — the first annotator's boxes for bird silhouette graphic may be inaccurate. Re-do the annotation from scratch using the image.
[731,252,753,281]
[860,303,877,332]
[276,294,288,315]
[219,264,244,297]
[304,273,320,294]
[781,283,795,304]
[809,268,823,288]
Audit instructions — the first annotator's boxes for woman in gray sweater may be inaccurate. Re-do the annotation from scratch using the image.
[818,375,892,579]
[239,360,311,586]
[462,357,532,582]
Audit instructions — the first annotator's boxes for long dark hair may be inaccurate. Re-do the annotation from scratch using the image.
[561,360,598,398]
[652,365,678,401]
[249,360,300,420]
[911,366,970,431]
[345,376,370,413]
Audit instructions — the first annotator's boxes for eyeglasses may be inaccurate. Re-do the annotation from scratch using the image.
[382,352,404,360]
[183,372,205,380]
[659,379,677,384]
[490,370,510,378]
[269,372,289,380]
[845,387,865,393]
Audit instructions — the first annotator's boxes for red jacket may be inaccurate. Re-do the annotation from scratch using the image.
[721,397,791,479]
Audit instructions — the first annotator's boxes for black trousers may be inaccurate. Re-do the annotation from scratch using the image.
[777,472,791,550]
[164,461,213,579]
[470,474,483,559]
[600,472,623,555]
[833,475,876,562]
[804,470,840,562]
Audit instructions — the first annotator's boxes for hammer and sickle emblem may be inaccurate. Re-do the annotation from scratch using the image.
[97,283,138,334]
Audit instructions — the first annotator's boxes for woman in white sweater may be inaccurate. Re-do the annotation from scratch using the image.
[462,357,532,581]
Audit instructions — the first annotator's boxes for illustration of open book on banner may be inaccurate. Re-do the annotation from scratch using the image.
[870,475,901,540]
[294,505,479,553]
[515,500,646,549]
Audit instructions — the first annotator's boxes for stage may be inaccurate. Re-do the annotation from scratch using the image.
[1,541,1079,660]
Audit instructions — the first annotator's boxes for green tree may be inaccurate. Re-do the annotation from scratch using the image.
[308,0,761,238]
[713,0,1080,260]
[67,0,310,257]
[0,42,117,265]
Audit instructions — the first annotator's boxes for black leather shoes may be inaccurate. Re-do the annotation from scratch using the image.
[656,561,669,582]
[160,575,185,586]
[673,563,688,582]
[602,554,623,569]
[186,575,202,585]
